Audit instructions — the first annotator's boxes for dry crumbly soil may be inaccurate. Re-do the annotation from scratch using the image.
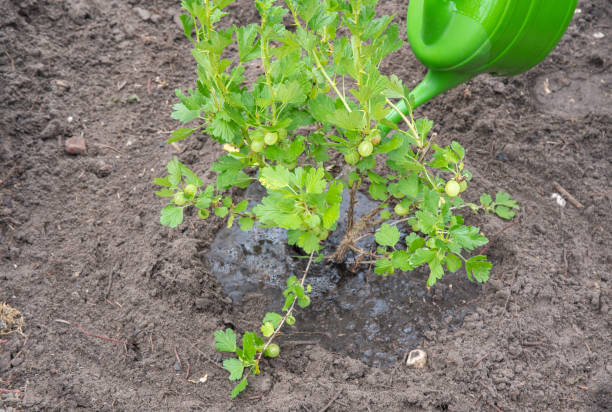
[1,0,611,410]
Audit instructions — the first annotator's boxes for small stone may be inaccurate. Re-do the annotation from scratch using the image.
[173,361,181,371]
[10,356,23,367]
[424,330,436,341]
[134,7,151,21]
[40,119,62,140]
[150,14,162,24]
[508,343,522,357]
[496,152,509,162]
[406,349,427,369]
[65,136,86,155]
[592,32,604,39]
[0,352,10,372]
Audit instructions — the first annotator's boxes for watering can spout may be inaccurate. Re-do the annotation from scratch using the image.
[382,69,474,134]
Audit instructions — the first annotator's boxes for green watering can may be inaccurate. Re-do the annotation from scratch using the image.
[383,0,578,131]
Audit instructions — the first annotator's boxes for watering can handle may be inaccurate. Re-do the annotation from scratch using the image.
[380,69,474,136]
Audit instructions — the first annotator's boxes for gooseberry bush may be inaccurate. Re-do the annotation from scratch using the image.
[154,0,518,397]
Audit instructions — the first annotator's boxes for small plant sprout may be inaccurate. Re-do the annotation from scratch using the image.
[154,0,519,398]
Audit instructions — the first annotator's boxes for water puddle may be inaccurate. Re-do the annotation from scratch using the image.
[206,185,480,367]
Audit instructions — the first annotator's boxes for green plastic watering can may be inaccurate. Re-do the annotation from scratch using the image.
[383,0,578,132]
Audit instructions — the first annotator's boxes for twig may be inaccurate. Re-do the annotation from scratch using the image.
[347,181,358,232]
[479,220,519,255]
[472,352,490,368]
[174,346,182,369]
[12,336,28,361]
[94,143,124,154]
[0,388,23,394]
[256,252,315,365]
[318,390,343,412]
[385,97,418,140]
[185,358,191,381]
[522,341,544,346]
[76,323,129,346]
[285,340,319,346]
[4,50,16,72]
[0,339,8,344]
[552,181,584,208]
[106,271,114,299]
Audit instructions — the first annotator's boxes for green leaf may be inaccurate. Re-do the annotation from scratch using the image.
[449,226,488,251]
[223,358,244,381]
[375,223,400,247]
[374,258,394,276]
[231,377,248,398]
[168,127,194,143]
[242,331,257,361]
[495,191,519,209]
[465,255,492,283]
[215,206,229,218]
[153,177,171,187]
[171,103,200,123]
[160,205,183,228]
[260,322,274,337]
[214,329,237,352]
[155,188,175,198]
[445,253,462,273]
[411,248,434,266]
[308,94,335,123]
[304,167,326,194]
[328,108,365,131]
[298,231,321,253]
[259,166,293,190]
[238,216,254,231]
[391,250,413,271]
[450,141,465,159]
[275,80,307,105]
[369,182,387,201]
[263,312,283,329]
[427,256,444,287]
[480,193,492,207]
[494,205,515,220]
[236,24,260,62]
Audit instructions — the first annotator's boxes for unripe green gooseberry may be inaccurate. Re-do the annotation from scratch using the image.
[394,203,410,216]
[264,132,278,145]
[344,149,360,165]
[197,209,210,219]
[445,180,461,197]
[459,180,467,193]
[184,184,197,197]
[174,192,187,206]
[370,129,381,146]
[251,140,265,153]
[358,140,373,157]
[264,343,280,358]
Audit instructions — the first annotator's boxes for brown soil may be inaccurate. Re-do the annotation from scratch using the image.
[1,0,610,411]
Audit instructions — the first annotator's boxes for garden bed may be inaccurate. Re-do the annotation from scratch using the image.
[1,0,610,410]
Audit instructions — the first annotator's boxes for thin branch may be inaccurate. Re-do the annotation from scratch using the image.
[479,220,519,255]
[256,252,315,365]
[313,53,352,113]
[385,97,418,140]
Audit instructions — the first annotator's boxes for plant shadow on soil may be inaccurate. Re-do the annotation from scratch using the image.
[207,185,480,367]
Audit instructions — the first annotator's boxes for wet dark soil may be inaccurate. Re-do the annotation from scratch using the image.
[1,1,611,411]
